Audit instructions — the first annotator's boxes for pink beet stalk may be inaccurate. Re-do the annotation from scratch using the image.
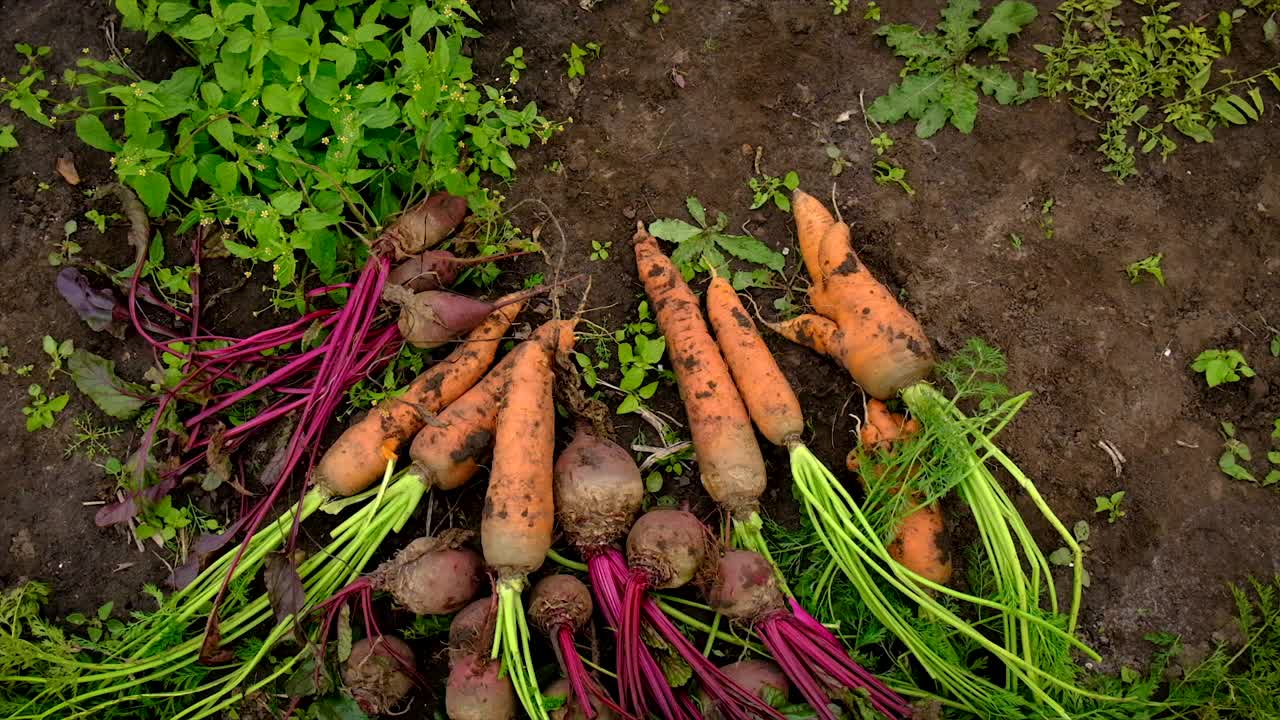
[709,551,911,720]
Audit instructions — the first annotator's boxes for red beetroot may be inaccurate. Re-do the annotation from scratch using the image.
[388,249,531,292]
[612,510,785,720]
[446,653,515,720]
[446,598,514,720]
[547,678,618,720]
[709,551,912,720]
[529,575,626,720]
[554,430,695,719]
[701,661,790,720]
[342,636,416,716]
[372,531,482,615]
[376,193,468,258]
[385,284,555,350]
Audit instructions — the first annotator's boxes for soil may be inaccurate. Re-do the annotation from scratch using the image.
[2,0,1279,714]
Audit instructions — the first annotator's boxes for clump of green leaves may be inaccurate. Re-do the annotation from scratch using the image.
[574,303,669,415]
[867,0,1039,138]
[831,0,850,15]
[651,0,672,23]
[503,47,526,84]
[135,496,221,553]
[824,144,848,176]
[1192,348,1255,388]
[1038,0,1280,181]
[0,124,16,154]
[48,220,82,267]
[748,171,800,211]
[1217,421,1280,486]
[1049,520,1092,587]
[42,335,74,379]
[2,43,55,130]
[58,2,559,292]
[865,2,882,21]
[589,239,612,261]
[1126,253,1165,286]
[1039,197,1054,239]
[872,160,914,194]
[1094,490,1126,523]
[23,384,69,432]
[648,196,785,288]
[563,41,602,79]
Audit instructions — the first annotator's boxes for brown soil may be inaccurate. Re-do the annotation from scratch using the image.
[3,0,1279,714]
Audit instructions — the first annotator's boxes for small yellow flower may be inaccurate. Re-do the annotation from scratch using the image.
[129,82,138,88]
[252,99,259,107]
[321,137,330,145]
[81,48,90,54]
[133,87,143,96]
[295,76,303,83]
[272,263,280,273]
[109,156,116,166]
[260,209,270,218]
[356,83,365,90]
[256,142,266,151]
[113,113,120,120]
[244,270,252,278]
[412,83,421,91]
[200,217,214,226]
[339,135,350,144]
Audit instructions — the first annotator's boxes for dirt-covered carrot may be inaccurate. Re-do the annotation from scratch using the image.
[483,337,557,720]
[315,302,524,498]
[632,222,765,521]
[410,320,576,491]
[769,189,934,400]
[849,400,951,586]
[706,275,803,448]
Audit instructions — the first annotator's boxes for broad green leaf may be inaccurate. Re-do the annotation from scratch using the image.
[1212,96,1248,124]
[732,268,774,290]
[685,196,706,227]
[128,173,171,217]
[296,209,342,231]
[207,116,236,151]
[1172,118,1214,143]
[170,159,197,196]
[966,65,1019,104]
[68,350,148,419]
[262,84,304,116]
[616,394,641,415]
[176,14,217,40]
[715,233,785,271]
[916,102,949,138]
[876,24,948,64]
[214,161,239,193]
[620,367,646,392]
[868,73,946,125]
[156,2,191,22]
[783,171,799,190]
[940,0,982,48]
[975,1,1037,54]
[649,219,702,245]
[75,115,120,153]
[1048,547,1072,566]
[307,695,368,720]
[1187,64,1212,94]
[944,80,980,133]
[668,234,711,279]
[271,190,303,215]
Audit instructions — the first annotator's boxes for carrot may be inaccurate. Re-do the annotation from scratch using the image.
[849,400,950,586]
[705,274,803,448]
[776,189,935,400]
[315,302,524,497]
[409,320,575,492]
[483,333,557,720]
[481,338,556,575]
[632,222,765,519]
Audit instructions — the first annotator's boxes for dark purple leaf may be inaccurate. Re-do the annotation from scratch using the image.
[198,622,235,665]
[265,552,306,624]
[167,514,250,589]
[56,267,126,338]
[94,475,179,527]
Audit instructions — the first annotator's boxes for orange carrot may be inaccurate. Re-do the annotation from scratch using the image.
[409,320,575,493]
[314,302,524,497]
[633,222,765,520]
[776,190,935,400]
[849,399,950,585]
[705,274,804,448]
[481,339,556,575]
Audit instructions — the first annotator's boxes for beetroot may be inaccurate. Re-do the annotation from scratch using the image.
[554,427,644,550]
[528,575,624,720]
[341,636,415,716]
[708,551,911,720]
[376,193,468,258]
[611,511,786,720]
[625,508,711,590]
[388,249,531,292]
[385,284,553,350]
[448,597,496,665]
[700,661,790,720]
[546,678,618,720]
[371,531,482,615]
[446,652,516,720]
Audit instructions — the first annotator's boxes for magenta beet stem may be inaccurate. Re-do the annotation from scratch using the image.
[585,549,695,720]
[757,614,911,720]
[556,625,633,720]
